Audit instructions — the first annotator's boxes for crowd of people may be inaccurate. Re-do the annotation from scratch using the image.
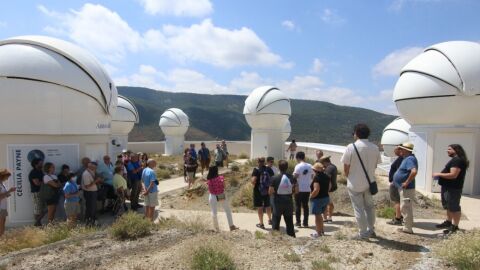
[0,130,471,240]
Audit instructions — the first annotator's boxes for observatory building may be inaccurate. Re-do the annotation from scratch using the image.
[381,117,411,157]
[283,120,292,142]
[159,108,189,155]
[244,86,291,159]
[110,95,139,157]
[0,35,118,223]
[393,41,480,195]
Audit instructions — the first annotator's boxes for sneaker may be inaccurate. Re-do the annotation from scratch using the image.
[325,219,333,224]
[295,222,301,227]
[303,223,309,228]
[387,218,403,226]
[268,220,272,225]
[256,223,265,229]
[230,225,239,231]
[443,225,459,235]
[368,231,377,238]
[310,232,319,239]
[436,220,452,229]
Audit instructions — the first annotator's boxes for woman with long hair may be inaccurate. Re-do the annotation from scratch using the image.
[43,162,61,224]
[433,144,469,234]
[206,166,238,231]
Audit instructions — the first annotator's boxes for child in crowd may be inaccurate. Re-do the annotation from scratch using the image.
[63,173,81,228]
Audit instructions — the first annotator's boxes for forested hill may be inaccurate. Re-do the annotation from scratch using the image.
[118,86,396,145]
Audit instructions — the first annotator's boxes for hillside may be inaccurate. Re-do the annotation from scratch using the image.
[118,86,396,145]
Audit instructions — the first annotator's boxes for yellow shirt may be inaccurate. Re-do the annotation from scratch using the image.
[113,173,127,191]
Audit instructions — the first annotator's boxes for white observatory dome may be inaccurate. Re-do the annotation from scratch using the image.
[0,35,117,135]
[159,108,189,136]
[111,95,139,135]
[243,86,291,129]
[282,120,291,141]
[393,41,480,125]
[381,117,411,157]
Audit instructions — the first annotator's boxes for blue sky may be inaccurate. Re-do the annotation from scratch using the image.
[1,0,479,114]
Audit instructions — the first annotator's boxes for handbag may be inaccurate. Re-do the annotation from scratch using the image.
[353,143,378,195]
[216,193,226,201]
[39,183,55,201]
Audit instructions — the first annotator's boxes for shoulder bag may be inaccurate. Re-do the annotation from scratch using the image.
[353,143,378,195]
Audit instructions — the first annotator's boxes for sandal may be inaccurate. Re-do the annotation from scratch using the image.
[256,223,265,229]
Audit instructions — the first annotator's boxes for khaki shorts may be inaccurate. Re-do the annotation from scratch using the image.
[187,172,195,179]
[144,192,159,207]
[0,209,8,218]
[32,192,46,215]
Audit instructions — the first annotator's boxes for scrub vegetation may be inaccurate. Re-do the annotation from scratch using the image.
[110,212,154,240]
[435,229,480,270]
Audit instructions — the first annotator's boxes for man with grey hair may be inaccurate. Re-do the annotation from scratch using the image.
[141,159,159,221]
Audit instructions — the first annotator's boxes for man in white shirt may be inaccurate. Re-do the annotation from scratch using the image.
[293,151,314,227]
[341,124,381,239]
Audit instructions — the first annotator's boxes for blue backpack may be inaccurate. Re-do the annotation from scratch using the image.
[258,169,271,196]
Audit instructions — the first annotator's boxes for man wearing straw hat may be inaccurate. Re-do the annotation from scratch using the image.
[393,142,418,234]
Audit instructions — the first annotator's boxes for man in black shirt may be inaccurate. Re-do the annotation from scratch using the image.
[251,157,274,229]
[269,160,297,237]
[28,158,46,226]
[387,147,404,226]
[433,144,469,234]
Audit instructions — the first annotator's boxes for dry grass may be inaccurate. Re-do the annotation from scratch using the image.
[157,215,210,233]
[182,236,236,270]
[312,260,332,270]
[435,229,480,270]
[284,252,301,262]
[0,223,97,255]
[231,183,254,209]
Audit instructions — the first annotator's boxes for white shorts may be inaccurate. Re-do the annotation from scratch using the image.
[144,192,159,207]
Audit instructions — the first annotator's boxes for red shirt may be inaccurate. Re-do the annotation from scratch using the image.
[207,176,225,195]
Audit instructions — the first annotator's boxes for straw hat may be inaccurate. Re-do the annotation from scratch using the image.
[0,169,12,178]
[312,162,324,172]
[319,155,331,162]
[398,142,414,152]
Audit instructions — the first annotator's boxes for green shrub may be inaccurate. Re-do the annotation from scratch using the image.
[230,163,240,172]
[284,253,301,262]
[191,245,236,270]
[238,153,249,159]
[157,215,209,233]
[156,168,172,180]
[435,229,480,270]
[312,260,332,270]
[110,212,153,240]
[231,183,254,209]
[255,231,266,240]
[319,244,331,253]
[376,206,395,219]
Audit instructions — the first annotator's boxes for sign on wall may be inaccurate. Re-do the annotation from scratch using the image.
[6,144,79,224]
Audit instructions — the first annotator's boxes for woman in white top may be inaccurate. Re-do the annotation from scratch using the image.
[0,169,16,236]
[43,162,61,224]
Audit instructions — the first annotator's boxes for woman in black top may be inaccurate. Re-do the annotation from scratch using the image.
[310,163,331,238]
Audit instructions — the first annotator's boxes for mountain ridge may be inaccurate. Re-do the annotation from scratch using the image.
[118,86,396,145]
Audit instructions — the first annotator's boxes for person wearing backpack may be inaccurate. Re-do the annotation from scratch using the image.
[310,163,331,238]
[269,160,297,237]
[251,157,274,229]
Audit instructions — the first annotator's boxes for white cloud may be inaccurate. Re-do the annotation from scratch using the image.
[138,0,213,17]
[229,72,268,94]
[310,58,324,73]
[373,47,423,77]
[389,0,442,11]
[281,20,296,31]
[38,4,142,63]
[115,65,230,94]
[145,19,288,68]
[321,9,346,25]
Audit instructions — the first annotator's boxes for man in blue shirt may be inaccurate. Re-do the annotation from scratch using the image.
[393,142,417,234]
[127,154,143,210]
[142,159,159,221]
[189,144,197,160]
